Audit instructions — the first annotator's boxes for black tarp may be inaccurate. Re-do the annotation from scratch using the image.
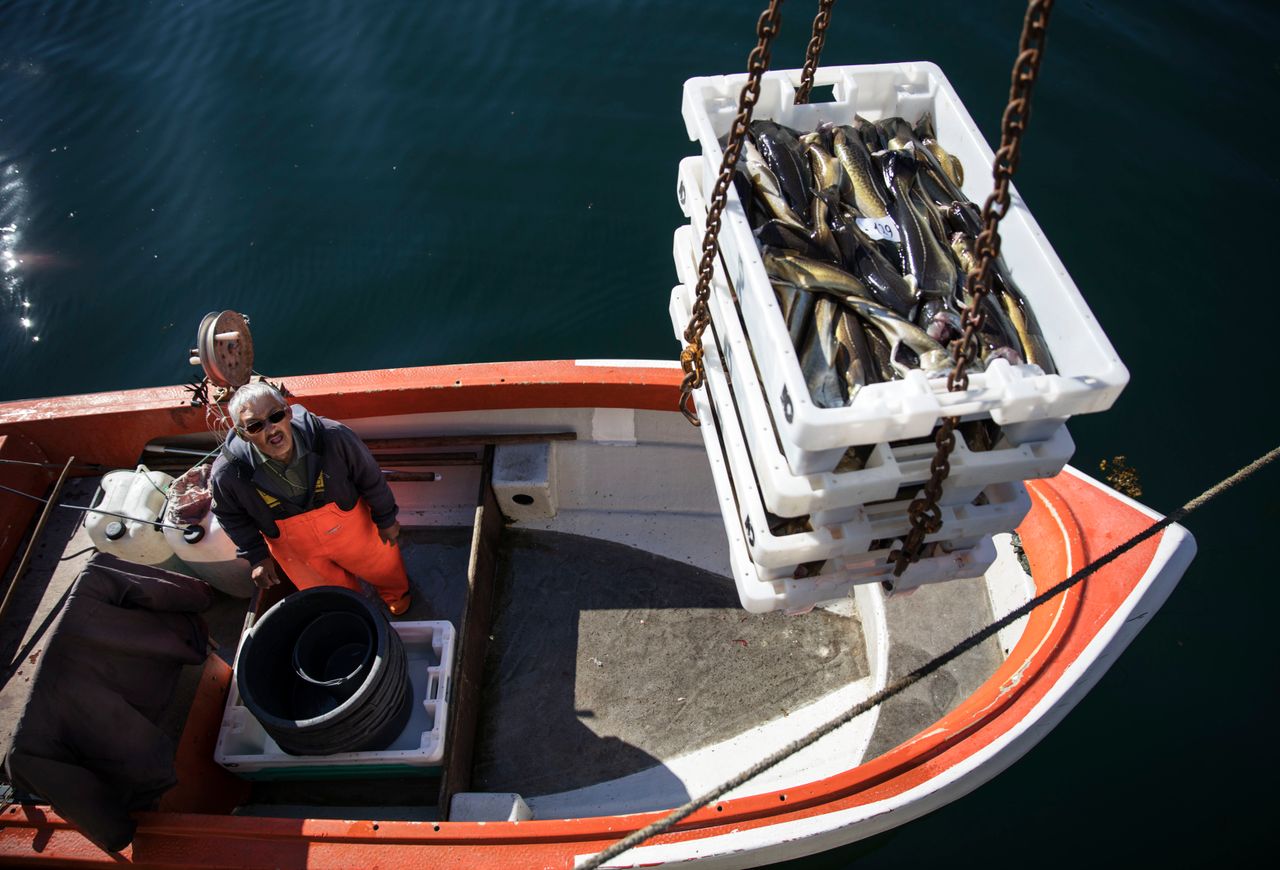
[4,552,213,852]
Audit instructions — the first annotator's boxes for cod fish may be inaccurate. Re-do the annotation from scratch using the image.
[755,217,831,263]
[742,139,807,230]
[853,115,885,152]
[799,295,850,408]
[764,248,876,301]
[860,316,897,381]
[832,125,892,220]
[950,232,1055,372]
[915,112,965,187]
[840,295,952,378]
[947,233,1029,367]
[834,305,881,394]
[990,270,1055,373]
[751,121,813,225]
[877,116,920,152]
[880,113,968,210]
[878,149,961,302]
[915,141,968,207]
[828,201,915,317]
[944,200,984,238]
[807,192,841,262]
[772,281,815,349]
[804,135,849,201]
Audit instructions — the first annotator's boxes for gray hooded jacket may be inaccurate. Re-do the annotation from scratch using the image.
[208,405,397,564]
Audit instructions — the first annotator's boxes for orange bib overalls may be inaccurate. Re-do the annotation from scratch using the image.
[265,499,409,607]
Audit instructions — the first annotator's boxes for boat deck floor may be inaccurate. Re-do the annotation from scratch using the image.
[2,488,1002,818]
[474,529,867,797]
[246,526,870,811]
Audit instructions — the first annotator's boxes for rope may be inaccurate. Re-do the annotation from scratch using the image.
[136,464,170,499]
[579,445,1280,869]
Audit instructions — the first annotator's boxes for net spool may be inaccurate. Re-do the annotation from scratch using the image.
[190,310,254,388]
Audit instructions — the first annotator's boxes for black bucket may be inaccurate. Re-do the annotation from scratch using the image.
[291,611,373,714]
[236,587,413,756]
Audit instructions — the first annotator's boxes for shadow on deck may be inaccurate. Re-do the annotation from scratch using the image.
[472,529,868,798]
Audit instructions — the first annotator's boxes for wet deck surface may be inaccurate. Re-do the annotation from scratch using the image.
[472,529,867,797]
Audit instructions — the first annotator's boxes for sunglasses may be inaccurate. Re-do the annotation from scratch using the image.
[241,407,289,435]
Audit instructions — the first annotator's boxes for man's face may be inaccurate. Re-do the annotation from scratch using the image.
[237,395,294,462]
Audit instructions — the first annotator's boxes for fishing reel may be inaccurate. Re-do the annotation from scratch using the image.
[189,310,254,389]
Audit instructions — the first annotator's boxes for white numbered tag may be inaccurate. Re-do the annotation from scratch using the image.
[856,216,901,244]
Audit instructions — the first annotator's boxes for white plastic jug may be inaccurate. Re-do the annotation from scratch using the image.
[86,467,185,571]
[164,511,253,598]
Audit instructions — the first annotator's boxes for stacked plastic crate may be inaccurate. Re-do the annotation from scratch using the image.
[669,64,1128,613]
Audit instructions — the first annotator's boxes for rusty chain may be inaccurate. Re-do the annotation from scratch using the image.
[890,0,1055,578]
[679,0,785,425]
[794,0,835,105]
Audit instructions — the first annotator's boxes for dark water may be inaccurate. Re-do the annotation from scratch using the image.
[1,0,1276,864]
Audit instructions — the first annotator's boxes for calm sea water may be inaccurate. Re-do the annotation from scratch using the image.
[1,0,1276,864]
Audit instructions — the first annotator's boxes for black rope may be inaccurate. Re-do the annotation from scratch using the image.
[579,445,1280,869]
[59,546,98,562]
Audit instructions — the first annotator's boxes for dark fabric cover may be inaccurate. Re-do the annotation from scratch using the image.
[209,405,399,565]
[3,553,213,853]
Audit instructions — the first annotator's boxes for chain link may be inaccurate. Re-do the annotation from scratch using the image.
[890,0,1054,578]
[794,0,835,105]
[679,0,786,425]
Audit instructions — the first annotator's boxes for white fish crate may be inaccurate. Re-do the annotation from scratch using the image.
[670,290,997,614]
[679,62,1128,451]
[671,281,1029,575]
[730,533,997,614]
[672,220,1074,512]
[214,620,455,779]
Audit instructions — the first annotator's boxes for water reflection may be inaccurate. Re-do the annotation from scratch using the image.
[0,160,37,343]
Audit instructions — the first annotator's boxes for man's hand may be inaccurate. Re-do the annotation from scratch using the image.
[378,522,401,546]
[250,557,281,589]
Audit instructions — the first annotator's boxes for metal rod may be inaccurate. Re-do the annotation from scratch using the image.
[383,471,442,482]
[373,456,482,467]
[363,432,575,450]
[365,451,479,461]
[0,456,75,628]
[142,432,575,460]
[0,457,105,470]
[143,444,220,458]
[0,482,192,533]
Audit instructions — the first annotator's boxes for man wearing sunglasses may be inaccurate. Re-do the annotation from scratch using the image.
[208,382,412,615]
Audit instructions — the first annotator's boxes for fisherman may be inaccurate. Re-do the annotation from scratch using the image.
[209,382,412,615]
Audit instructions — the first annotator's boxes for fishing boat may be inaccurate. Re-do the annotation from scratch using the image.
[0,355,1194,868]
